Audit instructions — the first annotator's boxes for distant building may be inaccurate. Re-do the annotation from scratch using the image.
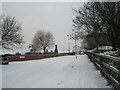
[73,45,86,54]
[73,45,81,54]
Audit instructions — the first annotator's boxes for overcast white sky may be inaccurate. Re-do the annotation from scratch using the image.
[2,2,85,54]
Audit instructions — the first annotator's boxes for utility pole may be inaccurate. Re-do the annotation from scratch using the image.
[67,35,71,55]
[75,30,77,59]
[67,28,78,59]
[73,29,77,59]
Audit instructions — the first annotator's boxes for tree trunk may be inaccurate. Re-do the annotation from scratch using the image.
[96,45,99,52]
[107,28,117,51]
[43,47,46,58]
[94,33,99,52]
[112,44,116,51]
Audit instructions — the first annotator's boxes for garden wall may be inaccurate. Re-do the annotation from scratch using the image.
[8,54,62,62]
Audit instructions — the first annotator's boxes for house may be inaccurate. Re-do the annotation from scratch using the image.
[73,45,86,54]
[73,45,81,54]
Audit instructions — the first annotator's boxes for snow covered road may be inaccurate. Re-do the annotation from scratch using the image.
[2,55,112,88]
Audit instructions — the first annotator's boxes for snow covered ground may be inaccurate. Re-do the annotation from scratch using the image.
[2,55,112,88]
[0,65,2,89]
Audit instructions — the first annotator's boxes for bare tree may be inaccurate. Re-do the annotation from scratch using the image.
[94,2,120,50]
[72,2,103,51]
[0,15,24,50]
[72,2,120,51]
[32,30,54,54]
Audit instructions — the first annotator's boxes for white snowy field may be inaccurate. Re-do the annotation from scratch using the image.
[0,65,2,89]
[2,55,112,88]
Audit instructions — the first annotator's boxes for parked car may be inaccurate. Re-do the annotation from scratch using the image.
[2,55,9,65]
[80,52,84,55]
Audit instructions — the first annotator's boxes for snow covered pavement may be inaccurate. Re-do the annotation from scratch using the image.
[2,55,112,88]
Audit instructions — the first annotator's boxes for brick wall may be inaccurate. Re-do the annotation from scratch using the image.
[8,54,61,62]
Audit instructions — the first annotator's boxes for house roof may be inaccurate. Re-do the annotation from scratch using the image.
[73,45,81,48]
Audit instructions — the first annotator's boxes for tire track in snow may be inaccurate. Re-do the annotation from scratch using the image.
[3,56,67,88]
[3,55,112,88]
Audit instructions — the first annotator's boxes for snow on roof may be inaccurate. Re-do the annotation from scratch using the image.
[88,46,113,52]
[73,45,81,48]
[98,46,112,50]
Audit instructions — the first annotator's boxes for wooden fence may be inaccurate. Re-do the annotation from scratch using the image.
[86,52,120,89]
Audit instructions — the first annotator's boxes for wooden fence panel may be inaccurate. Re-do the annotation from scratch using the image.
[86,52,120,89]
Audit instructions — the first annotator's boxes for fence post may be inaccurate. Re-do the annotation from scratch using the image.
[99,55,104,76]
[91,53,93,62]
[117,59,120,89]
[93,54,96,69]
